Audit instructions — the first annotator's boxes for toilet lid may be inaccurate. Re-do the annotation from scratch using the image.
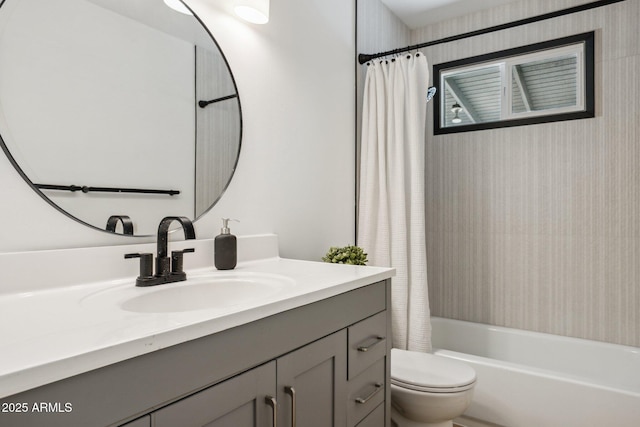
[391,349,476,393]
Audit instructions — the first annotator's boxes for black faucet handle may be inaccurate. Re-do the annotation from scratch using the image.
[171,248,195,275]
[124,252,154,279]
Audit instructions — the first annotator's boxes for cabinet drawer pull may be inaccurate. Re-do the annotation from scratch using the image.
[357,336,385,352]
[285,386,296,427]
[265,395,277,427]
[355,382,383,404]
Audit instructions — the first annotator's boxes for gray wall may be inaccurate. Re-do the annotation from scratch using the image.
[415,0,640,347]
[357,0,640,347]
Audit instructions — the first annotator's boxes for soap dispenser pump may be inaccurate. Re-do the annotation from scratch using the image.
[215,218,238,270]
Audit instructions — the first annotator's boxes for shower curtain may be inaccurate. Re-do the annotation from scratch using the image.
[358,53,432,352]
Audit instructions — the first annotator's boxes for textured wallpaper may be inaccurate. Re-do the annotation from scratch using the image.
[415,0,640,347]
[358,0,640,347]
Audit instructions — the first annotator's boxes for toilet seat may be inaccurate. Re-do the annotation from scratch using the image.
[391,349,476,394]
[391,377,475,393]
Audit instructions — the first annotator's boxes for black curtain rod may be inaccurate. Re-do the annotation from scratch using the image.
[358,0,625,64]
[35,184,180,196]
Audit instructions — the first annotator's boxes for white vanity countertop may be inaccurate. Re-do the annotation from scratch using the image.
[0,245,394,399]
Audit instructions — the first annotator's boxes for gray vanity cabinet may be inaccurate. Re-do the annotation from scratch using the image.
[0,280,390,427]
[152,331,348,427]
[153,361,276,426]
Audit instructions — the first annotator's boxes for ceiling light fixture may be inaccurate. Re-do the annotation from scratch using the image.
[451,103,462,124]
[163,0,192,15]
[234,0,270,24]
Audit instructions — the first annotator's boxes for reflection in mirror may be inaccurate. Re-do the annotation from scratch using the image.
[434,32,594,134]
[0,0,241,236]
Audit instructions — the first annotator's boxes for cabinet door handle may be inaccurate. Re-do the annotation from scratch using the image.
[357,336,385,352]
[265,395,277,427]
[355,383,383,404]
[285,386,296,427]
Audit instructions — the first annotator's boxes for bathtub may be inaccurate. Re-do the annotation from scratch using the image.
[430,317,640,427]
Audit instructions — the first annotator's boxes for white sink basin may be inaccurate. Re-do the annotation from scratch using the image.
[82,272,296,313]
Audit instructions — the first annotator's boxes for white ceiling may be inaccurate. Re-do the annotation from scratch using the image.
[380,0,524,29]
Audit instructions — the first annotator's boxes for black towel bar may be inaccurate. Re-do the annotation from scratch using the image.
[35,184,180,196]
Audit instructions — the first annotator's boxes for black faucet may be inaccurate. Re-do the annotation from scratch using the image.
[125,216,196,287]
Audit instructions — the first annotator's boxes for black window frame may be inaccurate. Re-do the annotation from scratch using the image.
[433,31,595,135]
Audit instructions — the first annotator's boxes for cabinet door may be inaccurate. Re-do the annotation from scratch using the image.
[153,361,276,427]
[119,416,150,427]
[277,330,347,427]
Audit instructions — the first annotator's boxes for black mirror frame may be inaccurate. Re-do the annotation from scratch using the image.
[433,31,595,135]
[0,0,243,237]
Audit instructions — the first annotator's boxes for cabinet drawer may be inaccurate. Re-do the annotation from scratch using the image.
[355,402,384,427]
[347,358,385,426]
[348,311,387,379]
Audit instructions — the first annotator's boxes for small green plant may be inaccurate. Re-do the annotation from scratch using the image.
[322,245,368,266]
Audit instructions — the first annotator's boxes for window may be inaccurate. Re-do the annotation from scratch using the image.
[434,32,594,134]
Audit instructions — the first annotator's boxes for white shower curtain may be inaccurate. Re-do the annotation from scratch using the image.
[358,53,432,352]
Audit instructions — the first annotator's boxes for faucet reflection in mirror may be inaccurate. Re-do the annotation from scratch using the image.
[125,216,195,287]
[106,215,134,235]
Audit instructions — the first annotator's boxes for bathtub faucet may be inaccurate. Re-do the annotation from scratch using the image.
[125,216,196,287]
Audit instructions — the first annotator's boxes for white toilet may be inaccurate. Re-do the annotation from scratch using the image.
[390,348,477,427]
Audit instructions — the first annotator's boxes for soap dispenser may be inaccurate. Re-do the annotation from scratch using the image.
[215,218,238,270]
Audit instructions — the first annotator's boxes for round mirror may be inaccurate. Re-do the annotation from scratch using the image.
[0,0,241,236]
